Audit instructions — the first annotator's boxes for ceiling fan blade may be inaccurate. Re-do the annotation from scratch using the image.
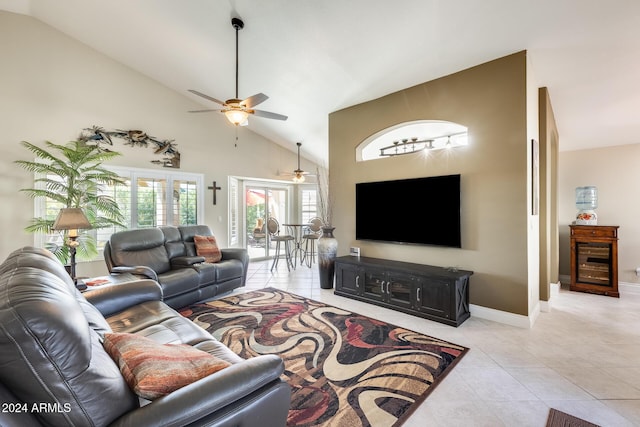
[188,109,222,113]
[188,89,226,106]
[252,109,288,121]
[241,93,268,108]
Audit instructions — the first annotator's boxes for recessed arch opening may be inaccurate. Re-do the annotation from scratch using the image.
[356,120,468,162]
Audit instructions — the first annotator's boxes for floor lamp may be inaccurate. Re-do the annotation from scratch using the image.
[52,208,91,287]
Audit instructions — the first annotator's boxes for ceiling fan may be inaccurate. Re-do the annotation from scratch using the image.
[188,17,288,126]
[287,142,314,183]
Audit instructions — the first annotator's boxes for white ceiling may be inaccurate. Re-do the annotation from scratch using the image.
[3,0,640,163]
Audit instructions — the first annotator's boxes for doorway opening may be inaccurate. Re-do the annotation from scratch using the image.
[244,183,291,260]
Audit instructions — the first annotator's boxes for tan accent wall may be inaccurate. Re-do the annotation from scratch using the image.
[329,51,531,315]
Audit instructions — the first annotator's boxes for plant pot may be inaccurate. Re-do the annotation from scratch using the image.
[317,226,337,289]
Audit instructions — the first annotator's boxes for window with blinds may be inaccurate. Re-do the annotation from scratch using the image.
[301,187,319,223]
[228,177,239,247]
[136,177,167,227]
[34,166,204,260]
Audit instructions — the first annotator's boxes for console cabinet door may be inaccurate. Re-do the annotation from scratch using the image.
[362,268,387,302]
[415,278,451,320]
[335,263,362,296]
[385,271,416,310]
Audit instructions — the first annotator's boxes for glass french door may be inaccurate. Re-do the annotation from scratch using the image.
[245,184,290,260]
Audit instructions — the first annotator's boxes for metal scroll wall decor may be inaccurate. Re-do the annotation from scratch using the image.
[78,126,181,168]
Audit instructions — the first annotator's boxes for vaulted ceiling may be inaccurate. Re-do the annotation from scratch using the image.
[2,0,640,163]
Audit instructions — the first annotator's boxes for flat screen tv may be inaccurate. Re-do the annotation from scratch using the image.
[355,174,461,248]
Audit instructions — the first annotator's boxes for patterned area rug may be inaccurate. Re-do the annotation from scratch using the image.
[180,288,468,427]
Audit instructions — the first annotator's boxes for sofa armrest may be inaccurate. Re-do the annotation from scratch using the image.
[83,280,163,317]
[220,248,248,263]
[110,355,286,427]
[171,256,206,267]
[221,248,249,285]
[112,265,158,281]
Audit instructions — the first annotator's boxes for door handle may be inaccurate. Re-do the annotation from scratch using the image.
[355,275,359,288]
[417,287,421,302]
[380,281,385,294]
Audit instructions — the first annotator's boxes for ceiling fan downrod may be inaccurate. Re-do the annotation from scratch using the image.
[231,17,244,99]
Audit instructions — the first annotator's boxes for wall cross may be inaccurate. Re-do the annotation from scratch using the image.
[208,181,222,205]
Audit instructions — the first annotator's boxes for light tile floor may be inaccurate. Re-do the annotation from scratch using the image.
[238,259,640,427]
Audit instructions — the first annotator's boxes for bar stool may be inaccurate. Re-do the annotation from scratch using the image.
[302,217,323,267]
[268,217,295,271]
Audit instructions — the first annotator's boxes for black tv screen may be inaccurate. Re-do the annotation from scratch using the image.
[355,174,461,248]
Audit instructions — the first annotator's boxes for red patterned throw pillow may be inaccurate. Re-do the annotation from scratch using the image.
[193,234,222,263]
[103,332,231,400]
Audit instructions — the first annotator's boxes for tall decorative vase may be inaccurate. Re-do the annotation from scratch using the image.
[317,226,337,289]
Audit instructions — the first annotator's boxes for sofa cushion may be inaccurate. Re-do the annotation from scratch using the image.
[157,268,201,298]
[194,235,222,263]
[103,332,231,400]
[161,225,187,259]
[109,228,172,274]
[214,259,245,282]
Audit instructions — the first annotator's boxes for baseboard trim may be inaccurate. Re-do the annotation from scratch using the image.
[557,275,640,296]
[540,281,561,313]
[620,281,640,295]
[469,303,534,329]
[469,281,637,329]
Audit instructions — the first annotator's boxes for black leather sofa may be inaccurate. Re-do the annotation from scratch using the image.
[104,225,248,309]
[0,246,290,427]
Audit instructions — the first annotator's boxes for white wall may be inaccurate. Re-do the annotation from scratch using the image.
[0,11,309,276]
[559,144,640,286]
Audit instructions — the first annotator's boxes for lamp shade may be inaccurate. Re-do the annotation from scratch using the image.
[52,208,91,231]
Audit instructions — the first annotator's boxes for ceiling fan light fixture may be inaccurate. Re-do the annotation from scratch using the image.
[224,109,249,125]
[293,170,306,183]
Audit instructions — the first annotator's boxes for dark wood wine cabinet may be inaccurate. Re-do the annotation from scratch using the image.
[569,225,619,297]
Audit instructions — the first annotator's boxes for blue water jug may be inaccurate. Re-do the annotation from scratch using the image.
[575,186,597,210]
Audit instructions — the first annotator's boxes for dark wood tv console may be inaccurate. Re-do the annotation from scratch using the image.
[334,256,472,327]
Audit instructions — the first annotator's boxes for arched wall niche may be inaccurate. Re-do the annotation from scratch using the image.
[356,120,468,162]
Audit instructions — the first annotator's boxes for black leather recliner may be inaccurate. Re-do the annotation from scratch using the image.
[104,225,248,309]
[0,246,290,427]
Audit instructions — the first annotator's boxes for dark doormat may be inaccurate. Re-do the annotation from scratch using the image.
[546,408,600,427]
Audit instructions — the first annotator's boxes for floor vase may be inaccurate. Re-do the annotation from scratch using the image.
[317,226,337,289]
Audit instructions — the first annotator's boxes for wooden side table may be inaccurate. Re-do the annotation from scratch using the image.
[569,225,619,297]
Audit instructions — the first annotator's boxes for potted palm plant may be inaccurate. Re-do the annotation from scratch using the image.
[14,140,126,263]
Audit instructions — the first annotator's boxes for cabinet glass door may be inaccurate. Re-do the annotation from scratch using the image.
[363,271,386,301]
[386,276,414,309]
[576,242,612,287]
